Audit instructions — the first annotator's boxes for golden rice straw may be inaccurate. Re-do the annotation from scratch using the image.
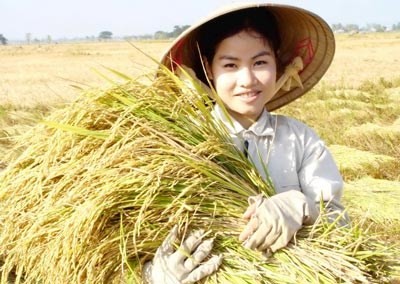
[344,123,400,159]
[0,69,399,283]
[329,144,399,181]
[344,177,400,226]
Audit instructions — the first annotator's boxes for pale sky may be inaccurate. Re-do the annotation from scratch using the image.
[1,0,399,40]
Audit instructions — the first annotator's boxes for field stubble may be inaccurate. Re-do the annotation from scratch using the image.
[0,40,169,107]
[1,33,400,107]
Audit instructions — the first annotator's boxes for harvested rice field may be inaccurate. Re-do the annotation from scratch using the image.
[0,32,399,283]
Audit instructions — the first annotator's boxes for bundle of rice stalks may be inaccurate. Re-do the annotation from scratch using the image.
[0,107,47,162]
[329,144,399,180]
[0,69,399,283]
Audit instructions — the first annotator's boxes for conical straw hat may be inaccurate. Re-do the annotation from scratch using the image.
[160,3,335,111]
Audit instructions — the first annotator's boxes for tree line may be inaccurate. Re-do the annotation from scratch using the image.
[97,25,190,41]
[2,22,400,45]
[331,22,400,33]
[0,25,190,44]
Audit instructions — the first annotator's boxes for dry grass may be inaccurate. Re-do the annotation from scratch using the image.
[278,85,400,146]
[343,123,400,161]
[0,41,170,107]
[323,33,400,88]
[329,144,399,181]
[343,177,400,239]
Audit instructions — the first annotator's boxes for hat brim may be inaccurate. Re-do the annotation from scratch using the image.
[160,3,335,111]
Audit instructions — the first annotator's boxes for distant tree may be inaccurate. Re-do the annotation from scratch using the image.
[152,25,190,40]
[366,23,387,32]
[98,31,113,40]
[344,24,359,32]
[26,32,31,44]
[0,34,7,45]
[391,22,400,31]
[154,31,168,40]
[376,24,387,32]
[331,23,344,32]
[169,25,190,38]
[125,34,153,40]
[138,34,153,40]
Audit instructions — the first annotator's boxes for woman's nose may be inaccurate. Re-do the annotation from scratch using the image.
[237,67,256,87]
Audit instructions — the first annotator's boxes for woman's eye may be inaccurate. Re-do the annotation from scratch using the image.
[223,63,236,69]
[254,60,267,66]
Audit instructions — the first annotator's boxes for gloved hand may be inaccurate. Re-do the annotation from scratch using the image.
[143,225,222,284]
[239,190,319,252]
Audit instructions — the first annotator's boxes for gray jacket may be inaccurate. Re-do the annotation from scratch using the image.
[212,104,345,213]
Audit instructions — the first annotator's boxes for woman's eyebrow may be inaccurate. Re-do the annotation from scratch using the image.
[217,55,239,61]
[217,50,273,61]
[252,51,273,59]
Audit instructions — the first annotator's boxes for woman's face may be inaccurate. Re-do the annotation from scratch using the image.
[205,30,277,128]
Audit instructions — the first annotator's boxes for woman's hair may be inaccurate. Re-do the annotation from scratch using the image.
[197,8,282,69]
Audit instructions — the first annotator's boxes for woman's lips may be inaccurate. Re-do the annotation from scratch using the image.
[235,91,261,102]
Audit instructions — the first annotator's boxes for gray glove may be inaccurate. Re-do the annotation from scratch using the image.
[239,190,318,252]
[143,225,222,284]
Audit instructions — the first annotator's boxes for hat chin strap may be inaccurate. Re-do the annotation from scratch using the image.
[274,56,304,95]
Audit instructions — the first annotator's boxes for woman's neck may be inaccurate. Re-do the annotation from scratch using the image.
[227,109,261,130]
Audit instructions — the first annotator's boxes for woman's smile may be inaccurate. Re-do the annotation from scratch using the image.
[235,90,261,101]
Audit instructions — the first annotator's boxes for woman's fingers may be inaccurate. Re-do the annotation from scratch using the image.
[242,203,257,219]
[171,229,205,263]
[182,254,223,284]
[243,222,273,250]
[159,225,179,255]
[184,237,214,271]
[239,215,259,242]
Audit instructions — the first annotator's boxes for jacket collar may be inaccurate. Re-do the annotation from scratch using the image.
[212,104,275,137]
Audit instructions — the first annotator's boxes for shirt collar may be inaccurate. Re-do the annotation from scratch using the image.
[212,104,275,137]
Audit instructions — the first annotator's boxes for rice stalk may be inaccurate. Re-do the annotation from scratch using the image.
[0,108,48,164]
[0,69,398,283]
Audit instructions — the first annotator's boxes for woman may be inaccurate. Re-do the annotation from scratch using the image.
[144,3,347,283]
